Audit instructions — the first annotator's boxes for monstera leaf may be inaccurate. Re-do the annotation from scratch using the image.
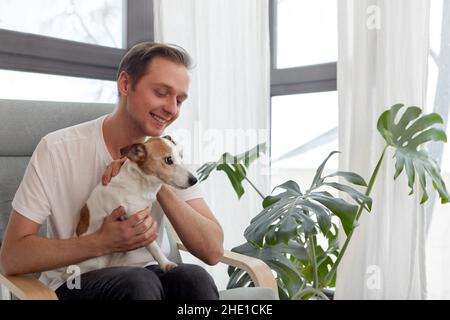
[244,151,371,247]
[377,104,449,204]
[196,143,266,199]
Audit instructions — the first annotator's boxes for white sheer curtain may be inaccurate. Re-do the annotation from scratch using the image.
[153,0,270,290]
[336,0,430,299]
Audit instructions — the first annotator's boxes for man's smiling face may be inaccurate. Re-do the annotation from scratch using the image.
[121,56,189,137]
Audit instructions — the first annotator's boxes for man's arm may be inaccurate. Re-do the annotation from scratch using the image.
[0,208,156,276]
[156,185,224,265]
[0,210,102,275]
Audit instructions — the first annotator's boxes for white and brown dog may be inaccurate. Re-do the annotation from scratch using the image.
[75,135,197,273]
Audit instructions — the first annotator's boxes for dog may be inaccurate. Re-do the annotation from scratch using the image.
[75,135,197,273]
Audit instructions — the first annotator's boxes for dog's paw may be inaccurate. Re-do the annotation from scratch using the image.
[162,262,178,272]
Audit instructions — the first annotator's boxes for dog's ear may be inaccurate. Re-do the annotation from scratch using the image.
[162,135,176,145]
[123,143,147,163]
[119,145,131,158]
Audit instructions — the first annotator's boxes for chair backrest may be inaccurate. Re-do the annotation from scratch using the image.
[0,99,113,240]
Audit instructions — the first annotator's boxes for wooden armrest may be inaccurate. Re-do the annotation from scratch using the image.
[219,250,278,292]
[0,272,58,300]
[175,239,278,295]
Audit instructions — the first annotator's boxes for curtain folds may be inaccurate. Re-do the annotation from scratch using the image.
[336,0,430,299]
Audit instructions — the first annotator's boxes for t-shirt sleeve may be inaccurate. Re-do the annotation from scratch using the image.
[12,138,55,225]
[172,181,205,202]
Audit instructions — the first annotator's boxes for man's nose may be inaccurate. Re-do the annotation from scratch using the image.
[163,97,178,116]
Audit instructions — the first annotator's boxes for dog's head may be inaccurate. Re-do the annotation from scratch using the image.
[122,135,197,189]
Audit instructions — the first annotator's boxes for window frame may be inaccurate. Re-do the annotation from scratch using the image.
[0,0,153,81]
[269,0,337,96]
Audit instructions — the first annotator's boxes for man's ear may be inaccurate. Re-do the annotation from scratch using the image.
[122,143,147,163]
[118,71,132,96]
[162,135,176,145]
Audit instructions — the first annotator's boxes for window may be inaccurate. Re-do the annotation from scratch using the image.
[269,0,337,189]
[0,0,153,97]
[0,0,124,48]
[276,0,337,69]
[0,70,117,103]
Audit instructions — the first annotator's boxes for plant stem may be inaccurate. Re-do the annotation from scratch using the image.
[309,235,319,290]
[244,176,266,199]
[324,145,388,285]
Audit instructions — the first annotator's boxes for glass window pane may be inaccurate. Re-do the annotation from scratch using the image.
[270,91,338,189]
[0,69,117,103]
[276,0,337,69]
[0,0,123,48]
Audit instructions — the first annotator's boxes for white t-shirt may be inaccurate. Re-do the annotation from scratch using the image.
[12,115,204,291]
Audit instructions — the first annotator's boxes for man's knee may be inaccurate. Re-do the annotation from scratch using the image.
[166,264,219,299]
[174,264,213,280]
[111,267,164,300]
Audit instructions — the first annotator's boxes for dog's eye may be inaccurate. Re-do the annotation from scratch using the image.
[164,156,174,165]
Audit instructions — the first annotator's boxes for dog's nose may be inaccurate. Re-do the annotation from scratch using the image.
[188,175,198,186]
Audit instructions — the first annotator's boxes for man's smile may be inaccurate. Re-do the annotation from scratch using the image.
[150,112,169,125]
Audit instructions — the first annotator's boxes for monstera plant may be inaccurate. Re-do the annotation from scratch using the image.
[197,104,449,299]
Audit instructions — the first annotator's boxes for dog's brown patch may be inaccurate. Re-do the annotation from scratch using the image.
[76,205,90,236]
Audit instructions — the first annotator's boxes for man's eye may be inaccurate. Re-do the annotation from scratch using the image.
[164,156,174,165]
[155,90,168,97]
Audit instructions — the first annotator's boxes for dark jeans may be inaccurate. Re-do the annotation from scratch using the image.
[55,263,219,300]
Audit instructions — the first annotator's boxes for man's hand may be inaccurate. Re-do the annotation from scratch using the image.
[102,157,127,185]
[95,206,158,255]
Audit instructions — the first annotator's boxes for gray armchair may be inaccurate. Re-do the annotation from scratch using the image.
[0,99,278,300]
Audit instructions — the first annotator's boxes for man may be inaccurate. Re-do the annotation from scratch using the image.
[0,42,224,300]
